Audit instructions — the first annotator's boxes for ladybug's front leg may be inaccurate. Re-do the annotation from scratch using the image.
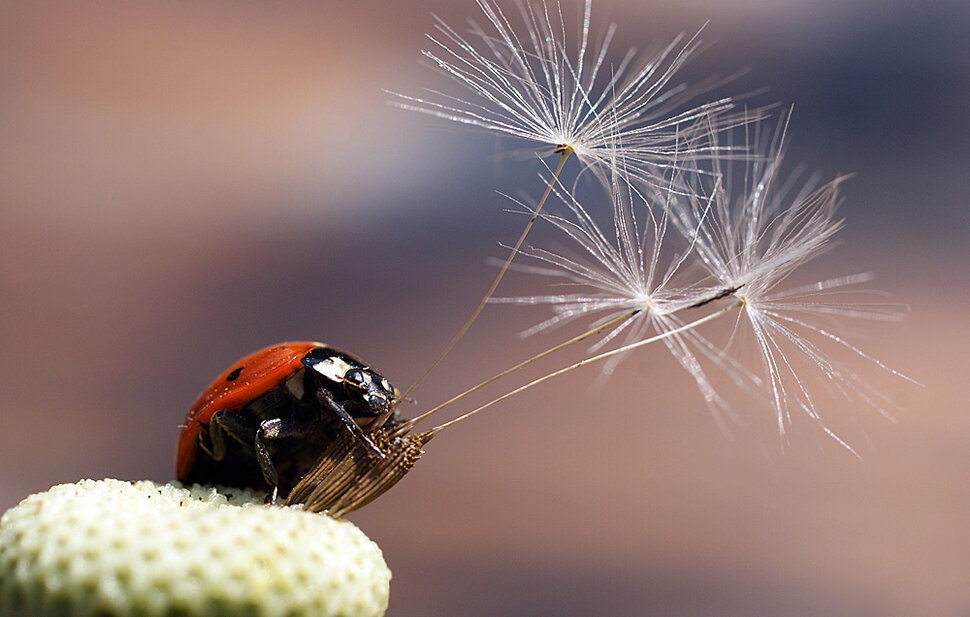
[315,389,387,460]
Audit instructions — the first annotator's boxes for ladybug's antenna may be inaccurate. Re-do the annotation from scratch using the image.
[393,300,743,437]
[388,148,574,413]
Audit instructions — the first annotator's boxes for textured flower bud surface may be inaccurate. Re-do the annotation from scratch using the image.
[0,479,390,617]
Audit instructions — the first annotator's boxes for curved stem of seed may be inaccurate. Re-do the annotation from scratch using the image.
[388,147,574,417]
[391,308,638,436]
[426,300,743,435]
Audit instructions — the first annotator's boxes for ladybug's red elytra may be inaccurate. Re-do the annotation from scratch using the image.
[176,342,402,504]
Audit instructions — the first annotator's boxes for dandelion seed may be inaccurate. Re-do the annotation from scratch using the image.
[485,111,914,447]
[390,0,754,187]
[668,122,916,445]
[736,272,912,447]
[669,121,845,291]
[494,147,753,420]
[387,0,762,410]
[386,1,910,451]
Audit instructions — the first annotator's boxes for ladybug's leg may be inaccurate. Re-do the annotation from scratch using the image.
[316,389,387,460]
[252,429,279,504]
[205,412,284,504]
[204,410,256,462]
[255,416,331,504]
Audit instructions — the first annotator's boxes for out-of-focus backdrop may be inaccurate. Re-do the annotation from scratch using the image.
[2,1,968,615]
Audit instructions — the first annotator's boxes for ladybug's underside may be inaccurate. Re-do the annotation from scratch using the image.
[183,378,350,497]
[183,384,341,497]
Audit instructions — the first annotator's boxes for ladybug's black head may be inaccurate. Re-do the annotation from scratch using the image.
[302,347,401,429]
[342,365,395,415]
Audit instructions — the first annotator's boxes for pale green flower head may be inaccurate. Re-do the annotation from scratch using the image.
[0,479,390,617]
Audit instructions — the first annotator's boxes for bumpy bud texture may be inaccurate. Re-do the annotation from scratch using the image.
[0,479,390,617]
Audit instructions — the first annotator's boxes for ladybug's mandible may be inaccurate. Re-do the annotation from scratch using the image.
[176,342,401,504]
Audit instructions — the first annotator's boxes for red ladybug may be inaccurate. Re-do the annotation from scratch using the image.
[176,342,401,503]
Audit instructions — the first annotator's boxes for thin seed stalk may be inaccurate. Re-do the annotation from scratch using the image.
[393,307,638,436]
[427,300,743,434]
[392,147,575,409]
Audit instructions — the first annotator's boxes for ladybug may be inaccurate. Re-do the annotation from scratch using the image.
[176,342,402,504]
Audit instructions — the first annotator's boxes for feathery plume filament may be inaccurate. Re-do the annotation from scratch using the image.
[386,0,764,415]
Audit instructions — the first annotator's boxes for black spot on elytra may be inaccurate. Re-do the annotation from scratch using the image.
[226,367,243,381]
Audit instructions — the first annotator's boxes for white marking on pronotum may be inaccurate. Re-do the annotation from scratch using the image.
[381,378,391,392]
[313,356,354,383]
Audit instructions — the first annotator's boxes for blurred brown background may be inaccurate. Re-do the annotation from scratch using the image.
[1,1,968,615]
